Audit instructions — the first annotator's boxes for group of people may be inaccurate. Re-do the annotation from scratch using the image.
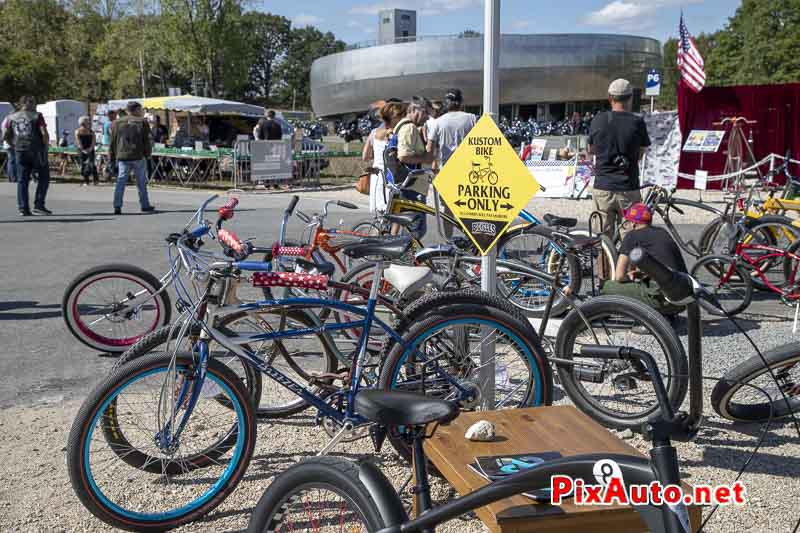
[361,88,475,238]
[3,97,155,215]
[360,79,686,322]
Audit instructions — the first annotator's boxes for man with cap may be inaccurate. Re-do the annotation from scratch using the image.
[588,78,651,245]
[110,101,155,214]
[427,88,477,238]
[601,203,687,320]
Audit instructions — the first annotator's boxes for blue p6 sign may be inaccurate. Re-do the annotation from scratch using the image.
[646,69,661,96]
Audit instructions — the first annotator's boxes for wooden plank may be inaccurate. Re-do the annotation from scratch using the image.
[424,406,702,532]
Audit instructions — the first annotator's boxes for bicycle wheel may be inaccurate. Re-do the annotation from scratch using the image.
[247,457,387,533]
[67,352,255,531]
[114,325,263,414]
[712,342,800,422]
[742,218,800,290]
[379,291,552,462]
[62,263,172,353]
[690,255,752,316]
[554,296,688,430]
[330,261,403,355]
[495,225,581,316]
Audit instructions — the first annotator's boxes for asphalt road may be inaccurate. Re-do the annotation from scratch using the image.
[0,182,373,407]
[0,180,777,407]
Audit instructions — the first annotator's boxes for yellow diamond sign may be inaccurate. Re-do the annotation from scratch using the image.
[433,114,540,255]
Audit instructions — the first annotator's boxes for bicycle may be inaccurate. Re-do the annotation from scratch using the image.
[246,247,800,533]
[67,226,552,530]
[399,230,690,431]
[468,160,498,185]
[60,195,282,353]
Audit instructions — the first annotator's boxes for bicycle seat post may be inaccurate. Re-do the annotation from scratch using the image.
[409,426,434,529]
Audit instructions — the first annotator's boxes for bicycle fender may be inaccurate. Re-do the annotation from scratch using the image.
[357,459,408,527]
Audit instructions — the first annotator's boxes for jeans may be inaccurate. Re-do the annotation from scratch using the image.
[114,159,152,209]
[5,150,17,182]
[16,150,49,211]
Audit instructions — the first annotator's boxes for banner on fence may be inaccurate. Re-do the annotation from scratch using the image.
[524,160,591,198]
[251,140,292,181]
[641,111,681,189]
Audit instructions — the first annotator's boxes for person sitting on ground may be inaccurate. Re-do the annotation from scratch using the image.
[600,203,687,323]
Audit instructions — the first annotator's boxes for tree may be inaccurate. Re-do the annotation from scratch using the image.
[459,29,481,38]
[274,26,345,108]
[159,0,248,97]
[242,12,290,104]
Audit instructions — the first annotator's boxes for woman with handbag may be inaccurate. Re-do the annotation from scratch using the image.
[75,116,98,186]
[360,101,406,212]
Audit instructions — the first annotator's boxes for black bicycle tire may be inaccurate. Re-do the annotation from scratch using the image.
[67,352,256,532]
[554,296,688,430]
[495,225,582,316]
[247,456,386,533]
[62,263,172,353]
[711,342,800,422]
[690,255,753,316]
[379,294,552,464]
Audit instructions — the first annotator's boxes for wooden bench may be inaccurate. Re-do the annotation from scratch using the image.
[423,405,701,532]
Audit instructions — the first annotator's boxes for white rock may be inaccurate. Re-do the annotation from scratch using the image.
[465,420,495,441]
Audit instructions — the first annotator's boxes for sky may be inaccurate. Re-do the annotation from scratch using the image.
[261,0,740,46]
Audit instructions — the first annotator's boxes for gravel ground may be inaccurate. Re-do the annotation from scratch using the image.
[2,304,799,533]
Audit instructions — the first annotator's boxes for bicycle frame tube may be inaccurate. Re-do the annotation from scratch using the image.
[735,243,800,296]
[377,453,688,533]
[204,296,472,424]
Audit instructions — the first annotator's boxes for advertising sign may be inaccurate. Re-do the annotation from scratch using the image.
[433,115,541,254]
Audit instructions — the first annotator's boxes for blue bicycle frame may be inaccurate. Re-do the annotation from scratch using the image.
[158,259,474,450]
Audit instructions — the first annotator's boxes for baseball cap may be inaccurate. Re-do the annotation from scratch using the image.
[608,78,633,97]
[623,203,652,224]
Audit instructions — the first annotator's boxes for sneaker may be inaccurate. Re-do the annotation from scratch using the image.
[114,207,122,215]
[33,206,52,215]
[19,209,32,217]
[141,205,156,213]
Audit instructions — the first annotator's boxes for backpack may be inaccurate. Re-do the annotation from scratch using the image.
[383,120,416,187]
[8,111,42,153]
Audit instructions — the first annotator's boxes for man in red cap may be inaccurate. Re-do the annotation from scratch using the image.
[601,203,687,318]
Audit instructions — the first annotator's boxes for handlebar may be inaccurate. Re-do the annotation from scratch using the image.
[286,195,299,216]
[337,200,358,210]
[185,194,219,231]
[217,196,239,222]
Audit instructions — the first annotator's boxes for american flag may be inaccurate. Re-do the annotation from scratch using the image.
[677,14,705,93]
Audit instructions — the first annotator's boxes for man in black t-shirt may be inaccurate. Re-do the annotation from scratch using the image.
[588,79,651,241]
[601,203,686,319]
[255,110,283,140]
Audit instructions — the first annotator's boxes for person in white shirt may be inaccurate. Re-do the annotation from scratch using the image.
[426,88,477,237]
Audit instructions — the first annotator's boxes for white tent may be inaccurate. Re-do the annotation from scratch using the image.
[37,100,87,145]
[107,95,264,116]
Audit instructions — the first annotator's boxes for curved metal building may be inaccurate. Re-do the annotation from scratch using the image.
[310,34,661,117]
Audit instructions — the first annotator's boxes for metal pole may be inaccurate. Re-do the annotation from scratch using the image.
[650,96,654,114]
[480,0,500,410]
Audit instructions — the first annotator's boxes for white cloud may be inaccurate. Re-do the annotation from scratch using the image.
[510,20,531,30]
[293,13,322,26]
[582,0,703,30]
[349,0,479,16]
